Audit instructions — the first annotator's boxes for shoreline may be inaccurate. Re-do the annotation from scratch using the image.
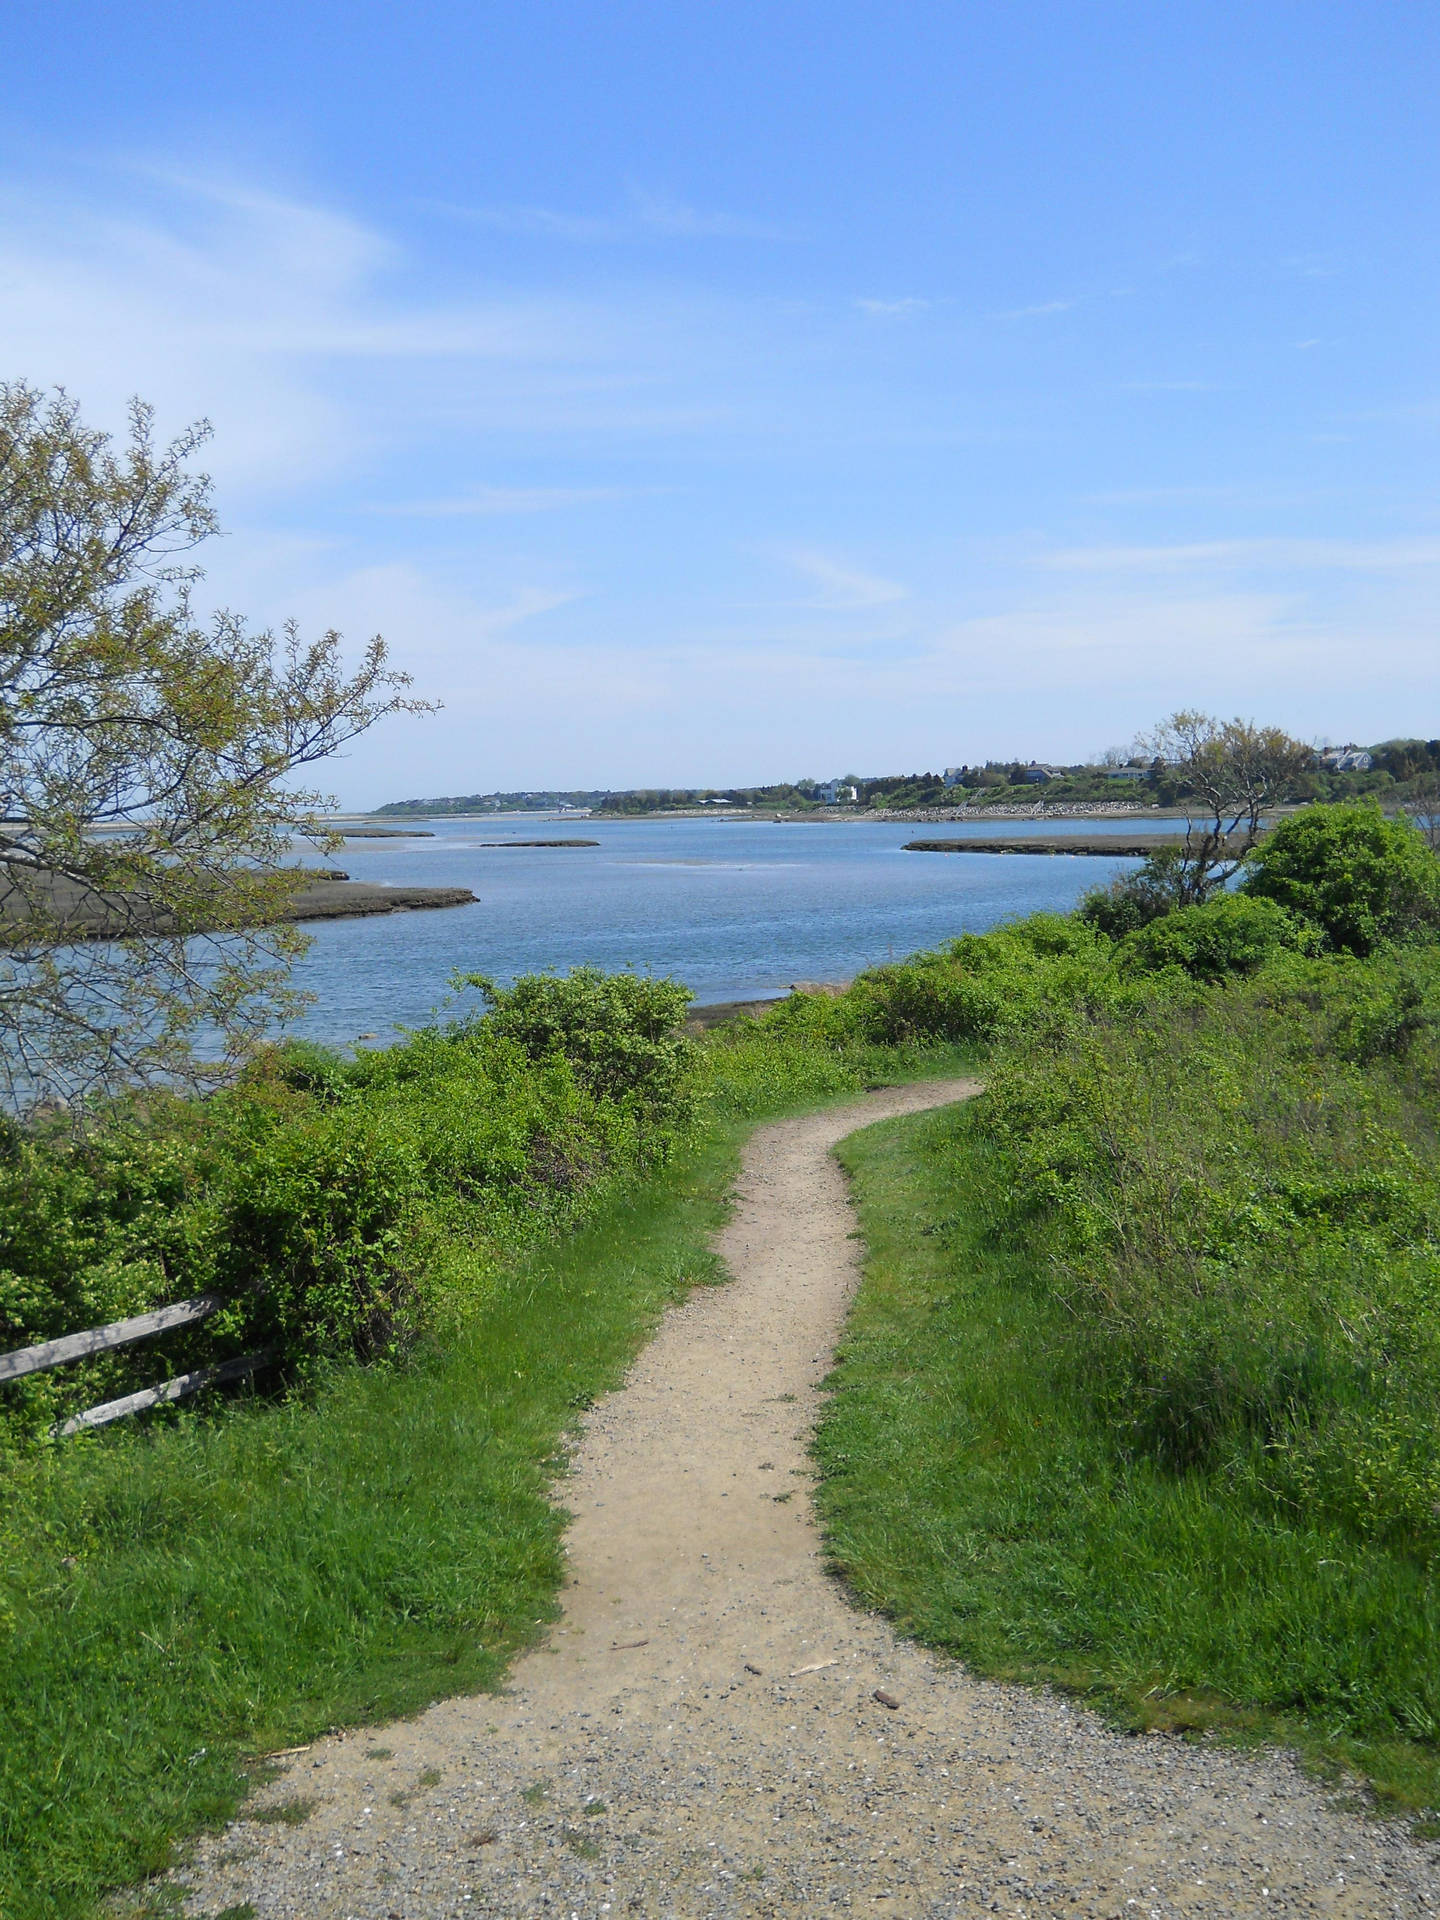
[0,872,479,939]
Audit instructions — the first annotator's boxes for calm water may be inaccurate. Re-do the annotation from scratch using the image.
[286,814,1176,1048]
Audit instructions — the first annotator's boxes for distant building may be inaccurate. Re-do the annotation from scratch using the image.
[942,766,967,788]
[819,779,859,805]
[1021,763,1066,784]
[1102,766,1146,781]
[1321,746,1373,773]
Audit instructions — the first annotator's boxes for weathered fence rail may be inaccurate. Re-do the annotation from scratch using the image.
[55,1349,274,1435]
[0,1294,273,1435]
[0,1293,225,1383]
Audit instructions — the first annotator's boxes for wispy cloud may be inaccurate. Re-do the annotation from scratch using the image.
[374,486,642,517]
[442,185,784,244]
[786,549,907,608]
[1120,379,1223,393]
[994,297,1077,319]
[856,296,930,317]
[1040,537,1440,573]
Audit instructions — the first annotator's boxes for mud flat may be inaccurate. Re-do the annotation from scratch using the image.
[903,831,1250,856]
[283,880,478,922]
[335,826,436,839]
[0,870,478,937]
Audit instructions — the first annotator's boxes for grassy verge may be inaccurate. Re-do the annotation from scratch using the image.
[1,1027,968,1920]
[818,1101,1440,1822]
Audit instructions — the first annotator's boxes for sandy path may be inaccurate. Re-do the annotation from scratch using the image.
[175,1082,1437,1919]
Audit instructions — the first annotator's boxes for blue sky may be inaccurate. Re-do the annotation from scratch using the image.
[2,2,1436,804]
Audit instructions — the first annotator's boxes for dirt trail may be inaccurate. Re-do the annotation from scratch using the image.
[175,1081,1437,1918]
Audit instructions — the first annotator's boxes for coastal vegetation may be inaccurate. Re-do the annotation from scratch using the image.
[815,802,1440,1817]
[6,790,1440,1912]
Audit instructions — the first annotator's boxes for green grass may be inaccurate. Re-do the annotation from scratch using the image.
[0,1028,969,1920]
[818,1101,1440,1821]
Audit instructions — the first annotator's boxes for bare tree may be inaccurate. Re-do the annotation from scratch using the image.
[0,381,433,1112]
[1140,710,1314,905]
[1403,769,1440,852]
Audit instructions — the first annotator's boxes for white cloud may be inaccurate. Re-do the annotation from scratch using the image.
[995,298,1077,319]
[1040,537,1440,573]
[0,167,758,494]
[856,297,930,317]
[373,486,641,517]
[441,184,784,244]
[785,549,908,609]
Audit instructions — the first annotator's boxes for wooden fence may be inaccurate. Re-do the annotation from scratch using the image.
[0,1293,272,1435]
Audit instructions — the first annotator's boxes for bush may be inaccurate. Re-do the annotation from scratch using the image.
[846,913,1124,1046]
[1119,893,1318,982]
[1078,847,1187,937]
[1244,801,1440,954]
[0,975,706,1444]
[974,958,1440,1542]
[459,967,696,1114]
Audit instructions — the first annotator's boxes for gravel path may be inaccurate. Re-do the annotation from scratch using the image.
[172,1082,1438,1919]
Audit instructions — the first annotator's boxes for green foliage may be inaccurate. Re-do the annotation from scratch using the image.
[1118,892,1318,981]
[0,1119,752,1920]
[820,1104,1440,1814]
[0,982,705,1442]
[457,967,696,1113]
[1077,847,1187,937]
[1244,802,1440,955]
[977,949,1440,1543]
[0,381,428,1111]
[845,913,1127,1046]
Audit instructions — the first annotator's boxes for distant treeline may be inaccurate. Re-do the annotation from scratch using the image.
[375,739,1440,817]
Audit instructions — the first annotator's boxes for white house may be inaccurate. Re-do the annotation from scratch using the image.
[819,779,859,805]
[1321,746,1373,772]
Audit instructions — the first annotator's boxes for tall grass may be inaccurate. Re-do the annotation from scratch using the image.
[817,955,1440,1818]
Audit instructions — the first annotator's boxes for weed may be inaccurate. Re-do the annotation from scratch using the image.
[248,1800,314,1828]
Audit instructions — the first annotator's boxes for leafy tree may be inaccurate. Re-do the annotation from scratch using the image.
[1142,710,1314,904]
[0,382,431,1111]
[1243,801,1440,955]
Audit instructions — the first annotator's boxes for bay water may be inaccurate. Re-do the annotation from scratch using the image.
[287,813,1175,1049]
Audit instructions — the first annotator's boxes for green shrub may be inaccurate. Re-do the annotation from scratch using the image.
[1119,892,1318,981]
[846,913,1125,1046]
[0,976,706,1444]
[458,967,696,1115]
[975,958,1440,1543]
[1244,801,1440,954]
[1078,847,1187,937]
